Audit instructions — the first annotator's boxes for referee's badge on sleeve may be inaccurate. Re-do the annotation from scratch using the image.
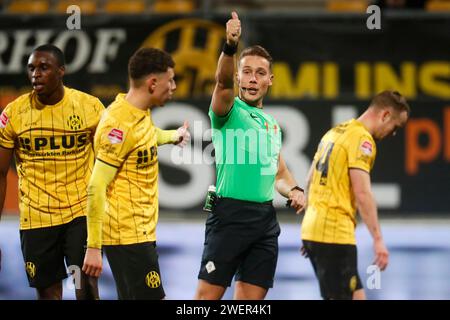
[0,111,9,129]
[360,140,373,156]
[108,128,123,144]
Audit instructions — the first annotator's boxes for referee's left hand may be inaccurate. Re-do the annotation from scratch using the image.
[175,121,190,148]
[288,188,305,214]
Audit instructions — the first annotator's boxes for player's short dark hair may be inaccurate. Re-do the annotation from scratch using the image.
[128,48,175,80]
[370,90,411,115]
[32,44,65,67]
[239,45,273,70]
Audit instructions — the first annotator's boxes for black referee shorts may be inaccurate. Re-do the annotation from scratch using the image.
[303,240,363,300]
[198,197,280,289]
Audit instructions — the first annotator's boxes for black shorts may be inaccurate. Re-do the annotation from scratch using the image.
[20,216,87,289]
[198,197,280,289]
[302,240,363,300]
[104,241,165,300]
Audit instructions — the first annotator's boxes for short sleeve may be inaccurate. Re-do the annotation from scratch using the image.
[94,117,134,168]
[209,104,235,129]
[347,134,376,173]
[0,104,16,149]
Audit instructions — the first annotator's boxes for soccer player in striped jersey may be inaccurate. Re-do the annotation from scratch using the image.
[301,91,410,299]
[82,48,189,299]
[0,44,103,299]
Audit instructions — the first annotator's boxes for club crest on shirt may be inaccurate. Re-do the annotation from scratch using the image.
[107,128,123,144]
[0,111,9,129]
[67,114,83,130]
[360,140,373,156]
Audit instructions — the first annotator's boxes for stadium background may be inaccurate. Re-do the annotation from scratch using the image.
[0,0,449,299]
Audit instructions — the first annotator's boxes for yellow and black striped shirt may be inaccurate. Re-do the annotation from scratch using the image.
[95,94,159,245]
[301,119,377,245]
[0,87,104,230]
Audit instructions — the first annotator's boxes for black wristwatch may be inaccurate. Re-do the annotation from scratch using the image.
[290,186,304,193]
[286,186,304,207]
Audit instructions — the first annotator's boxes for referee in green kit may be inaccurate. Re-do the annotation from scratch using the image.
[194,11,305,300]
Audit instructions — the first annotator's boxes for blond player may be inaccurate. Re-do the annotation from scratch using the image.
[301,91,410,300]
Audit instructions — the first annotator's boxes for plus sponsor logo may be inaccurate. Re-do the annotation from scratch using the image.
[18,133,89,157]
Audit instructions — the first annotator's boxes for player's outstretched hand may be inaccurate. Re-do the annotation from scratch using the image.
[175,121,190,148]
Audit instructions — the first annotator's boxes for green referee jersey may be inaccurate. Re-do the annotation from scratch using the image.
[209,97,282,202]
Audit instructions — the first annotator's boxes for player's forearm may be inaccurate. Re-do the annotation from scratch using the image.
[86,184,105,249]
[355,191,383,241]
[155,127,178,146]
[215,53,235,90]
[86,161,117,249]
[0,173,7,220]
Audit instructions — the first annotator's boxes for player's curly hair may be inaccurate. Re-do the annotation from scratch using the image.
[128,47,175,80]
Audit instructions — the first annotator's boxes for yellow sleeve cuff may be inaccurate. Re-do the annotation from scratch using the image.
[156,127,178,146]
[86,160,118,249]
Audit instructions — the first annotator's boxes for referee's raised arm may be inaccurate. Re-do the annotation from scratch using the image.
[211,11,241,117]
